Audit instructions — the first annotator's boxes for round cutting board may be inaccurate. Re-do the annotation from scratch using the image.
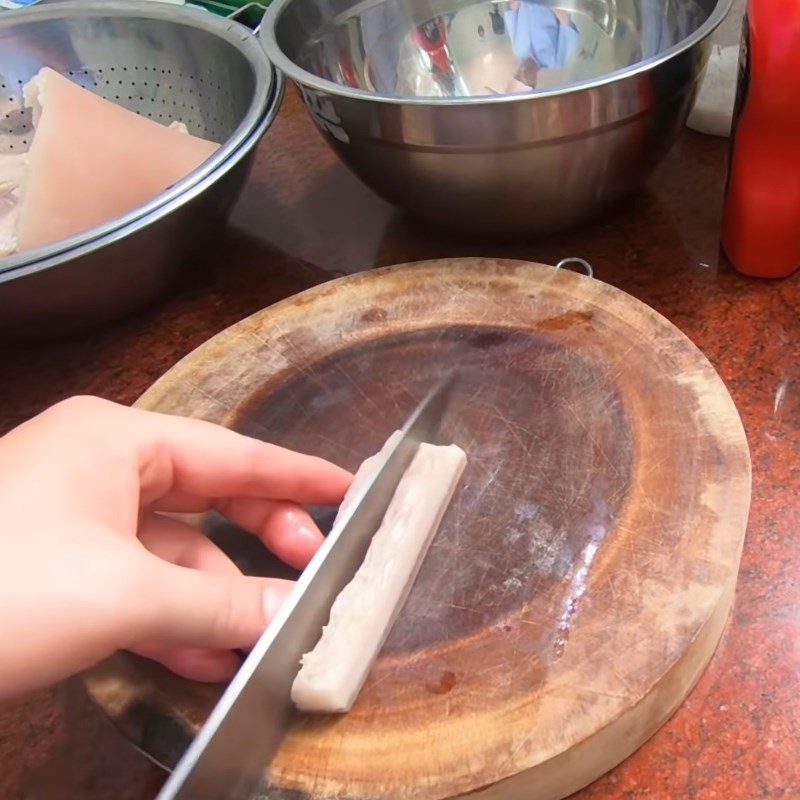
[84,258,751,800]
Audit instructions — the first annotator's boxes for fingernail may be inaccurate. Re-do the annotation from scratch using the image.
[293,524,324,568]
[296,523,324,548]
[262,585,284,623]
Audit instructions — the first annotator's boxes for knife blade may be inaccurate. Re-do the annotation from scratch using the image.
[156,375,456,800]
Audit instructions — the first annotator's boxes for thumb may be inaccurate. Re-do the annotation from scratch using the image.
[136,556,294,651]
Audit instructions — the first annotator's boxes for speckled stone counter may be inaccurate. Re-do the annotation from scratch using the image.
[0,88,797,800]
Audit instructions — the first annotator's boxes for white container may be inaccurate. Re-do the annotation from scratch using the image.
[686,0,746,136]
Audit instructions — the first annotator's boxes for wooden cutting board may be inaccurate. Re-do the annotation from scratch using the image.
[84,258,751,800]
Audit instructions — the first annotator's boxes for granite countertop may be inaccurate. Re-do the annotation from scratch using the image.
[0,88,797,799]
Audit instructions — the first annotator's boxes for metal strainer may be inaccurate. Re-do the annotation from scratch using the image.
[0,0,282,339]
[0,0,274,270]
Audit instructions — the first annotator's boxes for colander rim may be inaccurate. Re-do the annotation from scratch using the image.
[0,0,273,271]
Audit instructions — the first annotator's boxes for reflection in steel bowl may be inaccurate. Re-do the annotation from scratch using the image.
[261,0,731,237]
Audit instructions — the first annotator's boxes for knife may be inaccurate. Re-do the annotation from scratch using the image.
[156,375,455,800]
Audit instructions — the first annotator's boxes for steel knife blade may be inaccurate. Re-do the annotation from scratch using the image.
[155,375,455,800]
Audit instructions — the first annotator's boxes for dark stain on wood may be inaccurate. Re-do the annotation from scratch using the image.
[427,671,457,695]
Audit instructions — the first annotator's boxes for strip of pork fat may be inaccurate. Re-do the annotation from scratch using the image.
[291,436,467,713]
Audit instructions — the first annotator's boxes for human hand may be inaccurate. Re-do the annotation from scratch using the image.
[0,396,351,698]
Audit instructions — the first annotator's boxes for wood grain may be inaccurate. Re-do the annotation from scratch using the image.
[83,258,751,800]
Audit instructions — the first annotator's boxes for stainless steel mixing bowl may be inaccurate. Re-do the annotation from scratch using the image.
[261,0,731,237]
[0,0,278,338]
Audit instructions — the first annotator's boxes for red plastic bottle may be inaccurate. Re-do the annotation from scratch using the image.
[721,0,800,278]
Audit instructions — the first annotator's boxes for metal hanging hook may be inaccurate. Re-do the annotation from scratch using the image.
[555,257,594,278]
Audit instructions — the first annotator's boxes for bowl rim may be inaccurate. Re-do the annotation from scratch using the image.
[0,0,273,272]
[0,70,285,285]
[260,0,733,106]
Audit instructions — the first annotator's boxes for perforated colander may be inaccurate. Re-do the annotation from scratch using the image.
[0,0,274,269]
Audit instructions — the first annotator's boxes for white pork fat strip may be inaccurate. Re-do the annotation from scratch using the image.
[0,153,28,257]
[291,437,467,713]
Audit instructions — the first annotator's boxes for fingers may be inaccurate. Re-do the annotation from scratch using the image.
[133,516,299,681]
[146,495,324,572]
[130,644,242,683]
[129,408,352,507]
[141,501,322,572]
[137,514,240,575]
[134,555,294,651]
[18,397,351,512]
[217,498,324,570]
[34,397,351,506]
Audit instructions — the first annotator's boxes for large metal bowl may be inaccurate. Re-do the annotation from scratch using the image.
[0,0,278,337]
[261,0,731,238]
[0,70,284,340]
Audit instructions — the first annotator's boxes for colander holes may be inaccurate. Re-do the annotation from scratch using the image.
[110,67,116,72]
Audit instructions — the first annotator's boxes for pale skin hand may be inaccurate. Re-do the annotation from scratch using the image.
[0,396,352,699]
